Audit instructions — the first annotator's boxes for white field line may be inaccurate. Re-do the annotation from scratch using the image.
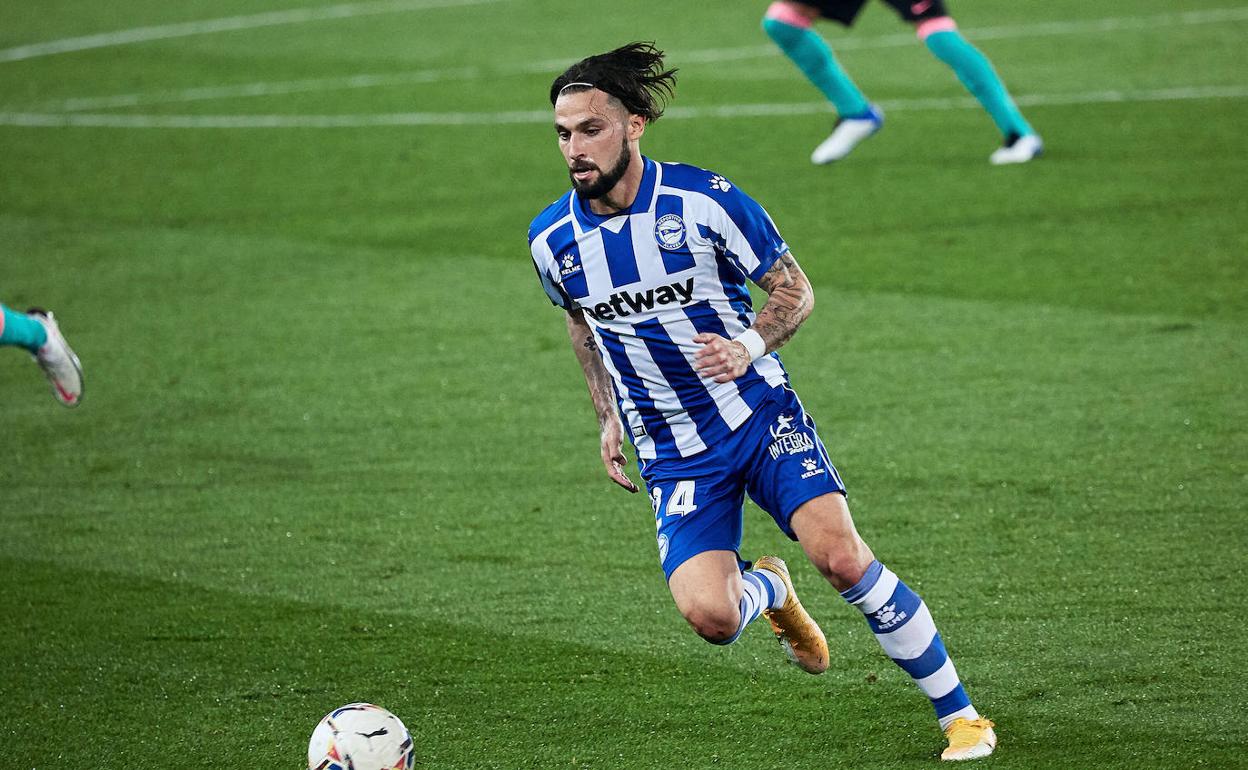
[0,0,507,63]
[24,6,1248,114]
[2,84,1245,129]
[49,68,484,112]
[41,61,552,113]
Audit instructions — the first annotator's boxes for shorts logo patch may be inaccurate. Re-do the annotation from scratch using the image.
[768,412,815,459]
[770,413,796,438]
[800,456,826,479]
[657,533,670,564]
[654,214,687,251]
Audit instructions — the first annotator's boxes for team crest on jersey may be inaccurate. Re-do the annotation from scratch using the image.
[653,214,687,251]
[558,252,582,278]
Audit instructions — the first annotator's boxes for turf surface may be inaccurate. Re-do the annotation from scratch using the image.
[1,1,1245,767]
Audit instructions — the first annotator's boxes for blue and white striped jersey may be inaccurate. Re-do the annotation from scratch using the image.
[529,157,792,460]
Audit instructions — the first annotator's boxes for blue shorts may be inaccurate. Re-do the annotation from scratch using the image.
[640,385,847,580]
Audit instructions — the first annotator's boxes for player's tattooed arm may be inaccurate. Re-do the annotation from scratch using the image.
[566,310,639,493]
[751,251,814,351]
[567,311,613,426]
[693,251,813,383]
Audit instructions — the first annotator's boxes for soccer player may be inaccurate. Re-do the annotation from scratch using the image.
[0,303,83,406]
[761,0,1043,164]
[528,42,996,761]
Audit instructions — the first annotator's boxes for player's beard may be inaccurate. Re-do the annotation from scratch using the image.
[569,137,631,200]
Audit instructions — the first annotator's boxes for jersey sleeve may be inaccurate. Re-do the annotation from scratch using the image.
[529,241,572,311]
[528,196,577,311]
[701,179,790,283]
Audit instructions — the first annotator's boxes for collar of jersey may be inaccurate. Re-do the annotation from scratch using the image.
[571,156,658,232]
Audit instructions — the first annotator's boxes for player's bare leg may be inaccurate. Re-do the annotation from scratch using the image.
[668,550,748,643]
[790,492,875,591]
[792,492,996,760]
[668,549,828,673]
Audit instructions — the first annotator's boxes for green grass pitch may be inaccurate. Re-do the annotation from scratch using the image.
[1,0,1246,767]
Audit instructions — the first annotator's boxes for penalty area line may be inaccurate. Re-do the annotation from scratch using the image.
[1,85,1246,129]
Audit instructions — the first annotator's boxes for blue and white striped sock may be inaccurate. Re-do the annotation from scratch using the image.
[841,560,979,728]
[712,569,779,646]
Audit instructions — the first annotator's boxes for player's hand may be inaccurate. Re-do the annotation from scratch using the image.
[693,332,750,383]
[600,419,639,493]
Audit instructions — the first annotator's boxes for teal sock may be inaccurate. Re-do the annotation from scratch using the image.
[0,304,46,351]
[924,29,1033,138]
[763,17,871,119]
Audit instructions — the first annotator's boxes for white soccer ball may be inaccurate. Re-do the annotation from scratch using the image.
[307,703,415,770]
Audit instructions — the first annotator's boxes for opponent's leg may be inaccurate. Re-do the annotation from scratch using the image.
[792,493,996,760]
[2,303,83,406]
[916,17,1042,164]
[668,550,784,645]
[0,303,48,350]
[762,1,883,163]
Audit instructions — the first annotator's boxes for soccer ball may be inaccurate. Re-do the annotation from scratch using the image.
[307,703,415,770]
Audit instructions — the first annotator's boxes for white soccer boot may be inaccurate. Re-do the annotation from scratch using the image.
[810,105,884,164]
[28,309,83,407]
[990,133,1043,165]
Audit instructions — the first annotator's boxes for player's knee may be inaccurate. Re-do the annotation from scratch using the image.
[682,605,742,644]
[809,544,874,592]
[915,16,958,42]
[763,1,817,31]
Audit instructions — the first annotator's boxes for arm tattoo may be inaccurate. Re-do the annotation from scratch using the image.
[755,252,799,294]
[751,252,813,352]
[568,312,619,428]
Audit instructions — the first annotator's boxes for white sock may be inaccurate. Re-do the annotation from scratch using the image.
[752,566,788,609]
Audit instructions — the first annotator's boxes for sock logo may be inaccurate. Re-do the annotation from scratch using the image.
[911,0,933,14]
[874,603,908,630]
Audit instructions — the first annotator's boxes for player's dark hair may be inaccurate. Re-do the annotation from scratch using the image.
[549,42,678,122]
